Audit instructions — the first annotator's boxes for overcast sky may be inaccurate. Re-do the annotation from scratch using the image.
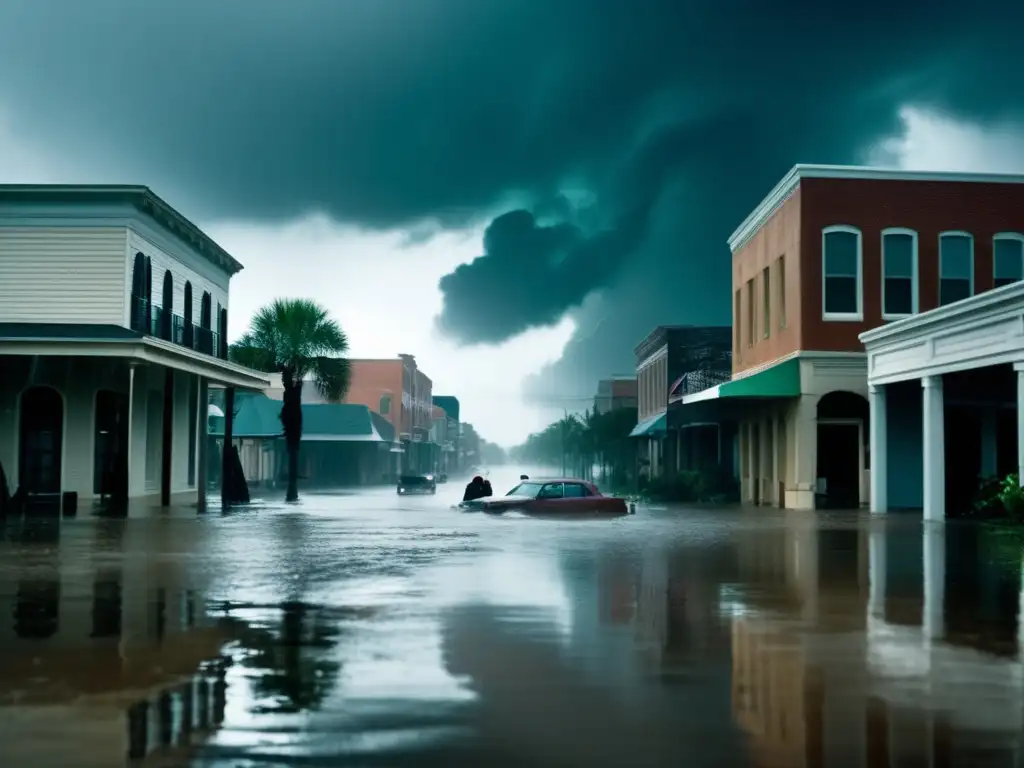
[1,1,1023,445]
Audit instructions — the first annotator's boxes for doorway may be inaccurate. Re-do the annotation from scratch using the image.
[817,423,861,508]
[18,386,64,495]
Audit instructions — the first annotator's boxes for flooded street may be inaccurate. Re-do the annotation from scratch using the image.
[3,468,1024,767]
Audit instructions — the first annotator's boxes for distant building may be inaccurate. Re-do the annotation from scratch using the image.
[432,395,461,473]
[268,354,436,475]
[593,376,638,414]
[630,325,732,478]
[209,393,397,486]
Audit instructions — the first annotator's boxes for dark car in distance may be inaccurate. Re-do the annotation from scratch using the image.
[461,478,630,516]
[397,474,437,495]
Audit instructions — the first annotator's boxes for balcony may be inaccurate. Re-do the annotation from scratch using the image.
[130,295,226,360]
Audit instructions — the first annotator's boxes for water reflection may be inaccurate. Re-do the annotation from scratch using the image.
[733,513,1024,766]
[0,516,232,766]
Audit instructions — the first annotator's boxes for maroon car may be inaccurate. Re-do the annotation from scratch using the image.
[461,478,631,516]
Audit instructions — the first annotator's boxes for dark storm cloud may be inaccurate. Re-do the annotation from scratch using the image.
[1,0,1022,402]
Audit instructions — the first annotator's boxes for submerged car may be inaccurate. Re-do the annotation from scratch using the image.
[461,478,631,516]
[397,474,437,495]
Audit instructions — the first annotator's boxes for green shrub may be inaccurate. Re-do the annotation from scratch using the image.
[999,473,1024,522]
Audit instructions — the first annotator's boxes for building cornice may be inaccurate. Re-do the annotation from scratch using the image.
[728,164,1024,254]
[0,184,244,276]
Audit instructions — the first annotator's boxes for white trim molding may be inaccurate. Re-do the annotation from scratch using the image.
[728,164,1024,253]
[860,277,1024,386]
[880,227,919,320]
[821,225,863,322]
[0,335,270,390]
[993,232,1024,288]
[938,230,975,305]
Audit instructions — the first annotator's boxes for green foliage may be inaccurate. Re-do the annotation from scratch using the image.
[229,298,351,501]
[230,298,352,402]
[510,406,639,484]
[999,473,1024,521]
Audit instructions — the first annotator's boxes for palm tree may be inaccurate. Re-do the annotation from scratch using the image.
[229,299,351,501]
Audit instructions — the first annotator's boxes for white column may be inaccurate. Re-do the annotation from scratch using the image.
[1017,368,1024,481]
[980,407,997,478]
[127,362,139,499]
[869,384,888,514]
[923,524,945,640]
[790,396,818,510]
[922,375,945,523]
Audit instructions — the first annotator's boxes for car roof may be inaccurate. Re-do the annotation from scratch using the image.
[526,478,594,485]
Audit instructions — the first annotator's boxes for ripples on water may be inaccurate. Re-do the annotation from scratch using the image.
[1,469,1024,766]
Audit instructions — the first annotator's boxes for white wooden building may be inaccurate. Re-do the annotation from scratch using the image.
[861,280,1024,521]
[0,185,268,509]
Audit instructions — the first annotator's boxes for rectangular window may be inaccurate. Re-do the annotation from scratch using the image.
[762,266,771,339]
[994,235,1024,289]
[939,232,973,305]
[746,278,755,346]
[822,227,861,319]
[777,256,786,329]
[882,230,917,317]
[734,289,741,353]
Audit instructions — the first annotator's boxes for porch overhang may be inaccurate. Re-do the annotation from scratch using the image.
[859,280,1024,386]
[0,324,269,390]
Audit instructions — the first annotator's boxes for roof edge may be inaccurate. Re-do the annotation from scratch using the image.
[0,184,244,276]
[727,164,1024,254]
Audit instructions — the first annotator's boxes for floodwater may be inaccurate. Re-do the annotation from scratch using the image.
[2,467,1024,767]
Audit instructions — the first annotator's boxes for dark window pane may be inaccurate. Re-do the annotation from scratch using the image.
[994,238,1024,282]
[939,278,971,306]
[824,230,859,276]
[995,276,1020,289]
[883,233,914,278]
[884,277,913,316]
[940,235,972,280]
[563,483,591,498]
[824,276,858,315]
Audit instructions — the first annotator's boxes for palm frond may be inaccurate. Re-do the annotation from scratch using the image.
[311,355,351,403]
[229,333,277,372]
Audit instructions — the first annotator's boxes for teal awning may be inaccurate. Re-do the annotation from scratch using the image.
[629,411,667,438]
[679,358,801,405]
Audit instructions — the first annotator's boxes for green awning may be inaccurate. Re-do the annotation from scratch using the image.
[629,411,667,438]
[680,358,801,405]
[720,357,801,398]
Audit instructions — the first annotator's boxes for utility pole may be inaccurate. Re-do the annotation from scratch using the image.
[561,407,567,476]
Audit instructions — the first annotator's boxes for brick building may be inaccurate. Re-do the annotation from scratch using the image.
[593,376,638,414]
[677,164,1024,511]
[343,354,436,474]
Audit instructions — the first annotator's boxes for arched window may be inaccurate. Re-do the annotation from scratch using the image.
[161,270,174,340]
[881,228,918,318]
[821,226,862,320]
[218,306,229,359]
[144,257,153,331]
[183,281,194,347]
[379,394,391,415]
[199,292,212,355]
[130,252,146,331]
[939,231,974,305]
[993,233,1024,289]
[19,386,64,494]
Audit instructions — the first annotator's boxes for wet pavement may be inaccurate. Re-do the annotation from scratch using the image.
[3,467,1024,766]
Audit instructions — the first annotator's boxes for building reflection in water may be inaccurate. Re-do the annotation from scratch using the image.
[0,516,231,767]
[731,513,1024,767]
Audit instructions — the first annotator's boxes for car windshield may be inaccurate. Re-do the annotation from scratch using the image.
[400,475,430,485]
[506,482,545,499]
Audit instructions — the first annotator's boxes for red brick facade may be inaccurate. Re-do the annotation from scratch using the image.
[731,168,1024,377]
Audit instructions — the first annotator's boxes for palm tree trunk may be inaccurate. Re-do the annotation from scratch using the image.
[286,445,299,502]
